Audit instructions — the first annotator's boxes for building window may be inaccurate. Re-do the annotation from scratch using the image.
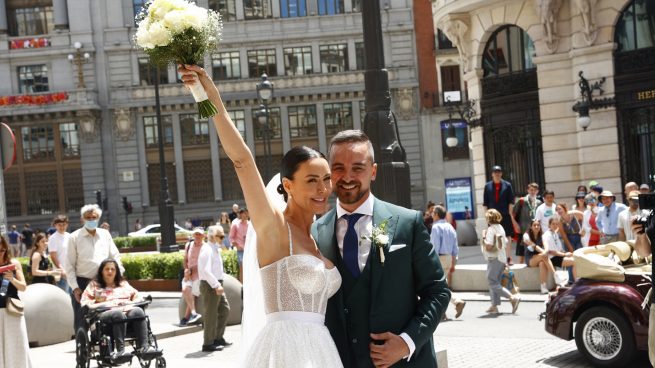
[138,58,169,86]
[21,126,55,161]
[18,65,49,93]
[181,114,210,146]
[616,0,655,52]
[247,49,277,77]
[25,170,58,215]
[7,5,54,37]
[288,105,317,137]
[252,107,281,140]
[63,168,84,212]
[320,44,348,73]
[324,102,352,136]
[212,51,241,80]
[280,0,306,17]
[184,160,214,203]
[244,0,272,19]
[441,120,469,160]
[209,0,236,21]
[437,30,454,49]
[441,65,461,102]
[228,110,247,139]
[317,0,343,15]
[59,123,80,158]
[284,47,313,75]
[352,0,361,12]
[147,163,178,204]
[482,25,535,78]
[355,42,365,70]
[143,115,173,148]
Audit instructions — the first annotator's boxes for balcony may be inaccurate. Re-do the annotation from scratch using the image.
[0,90,99,116]
[8,36,51,50]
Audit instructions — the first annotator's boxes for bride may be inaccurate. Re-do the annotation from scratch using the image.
[178,65,343,368]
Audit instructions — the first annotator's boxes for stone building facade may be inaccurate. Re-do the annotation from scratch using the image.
[433,0,655,225]
[0,0,429,234]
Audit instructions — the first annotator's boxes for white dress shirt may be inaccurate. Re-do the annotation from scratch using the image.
[335,193,416,360]
[65,227,123,290]
[198,241,225,289]
[48,231,70,269]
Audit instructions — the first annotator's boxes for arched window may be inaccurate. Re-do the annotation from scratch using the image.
[482,25,535,77]
[615,0,655,52]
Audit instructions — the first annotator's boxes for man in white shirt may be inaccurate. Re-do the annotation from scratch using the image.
[618,190,641,242]
[65,204,123,332]
[48,214,71,292]
[198,225,231,352]
[535,190,557,231]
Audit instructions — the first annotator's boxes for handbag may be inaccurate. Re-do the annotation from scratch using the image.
[480,230,500,253]
[6,297,24,317]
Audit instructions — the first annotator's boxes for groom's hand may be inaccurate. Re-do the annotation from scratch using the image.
[369,332,409,368]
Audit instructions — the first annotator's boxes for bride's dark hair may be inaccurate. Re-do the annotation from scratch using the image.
[277,146,326,202]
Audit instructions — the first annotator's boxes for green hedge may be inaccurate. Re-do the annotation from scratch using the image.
[18,250,238,282]
[114,236,158,249]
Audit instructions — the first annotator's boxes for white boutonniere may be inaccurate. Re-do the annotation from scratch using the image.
[361,219,390,266]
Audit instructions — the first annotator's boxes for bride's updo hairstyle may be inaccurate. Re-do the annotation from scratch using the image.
[277,146,326,202]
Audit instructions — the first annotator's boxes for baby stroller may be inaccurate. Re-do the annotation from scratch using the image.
[75,296,166,368]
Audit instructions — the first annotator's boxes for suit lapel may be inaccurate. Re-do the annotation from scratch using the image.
[371,199,398,303]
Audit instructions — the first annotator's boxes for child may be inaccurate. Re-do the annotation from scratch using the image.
[482,209,521,314]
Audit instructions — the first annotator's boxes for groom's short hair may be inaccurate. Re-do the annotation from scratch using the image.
[328,130,375,163]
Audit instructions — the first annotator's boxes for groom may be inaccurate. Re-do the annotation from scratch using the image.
[312,130,451,367]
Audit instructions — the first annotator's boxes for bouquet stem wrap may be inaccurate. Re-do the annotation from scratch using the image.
[189,80,218,118]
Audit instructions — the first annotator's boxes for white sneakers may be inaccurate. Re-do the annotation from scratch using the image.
[540,283,549,294]
[510,296,521,314]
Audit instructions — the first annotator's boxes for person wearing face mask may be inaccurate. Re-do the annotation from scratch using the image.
[65,204,124,334]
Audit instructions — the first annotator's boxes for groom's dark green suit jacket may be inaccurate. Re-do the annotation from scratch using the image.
[311,198,451,368]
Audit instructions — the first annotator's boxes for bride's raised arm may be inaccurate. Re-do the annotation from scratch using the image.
[178,64,284,264]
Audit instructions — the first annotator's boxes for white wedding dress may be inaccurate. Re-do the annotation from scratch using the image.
[242,230,344,368]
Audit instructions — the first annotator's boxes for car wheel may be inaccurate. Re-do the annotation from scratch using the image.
[574,306,636,367]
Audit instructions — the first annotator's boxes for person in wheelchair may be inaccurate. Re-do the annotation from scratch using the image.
[81,258,161,362]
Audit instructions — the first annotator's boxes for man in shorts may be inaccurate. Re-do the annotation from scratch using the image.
[180,227,205,326]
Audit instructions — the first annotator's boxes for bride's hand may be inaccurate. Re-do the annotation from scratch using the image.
[177,64,220,104]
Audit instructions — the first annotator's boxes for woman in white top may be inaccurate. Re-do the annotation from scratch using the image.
[482,209,520,314]
[522,220,556,294]
[542,217,576,281]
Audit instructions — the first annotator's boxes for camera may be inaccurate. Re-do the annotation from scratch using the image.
[633,193,655,230]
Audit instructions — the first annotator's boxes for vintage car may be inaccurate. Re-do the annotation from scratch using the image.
[542,241,651,367]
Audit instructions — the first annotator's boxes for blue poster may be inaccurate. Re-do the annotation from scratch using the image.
[445,177,474,220]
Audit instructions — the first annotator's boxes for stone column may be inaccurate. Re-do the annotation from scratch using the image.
[0,0,7,34]
[53,0,69,30]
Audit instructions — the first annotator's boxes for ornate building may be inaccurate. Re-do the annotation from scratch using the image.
[0,0,428,234]
[433,0,655,223]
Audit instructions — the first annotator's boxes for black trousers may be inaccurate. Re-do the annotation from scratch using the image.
[71,277,91,333]
[99,308,148,351]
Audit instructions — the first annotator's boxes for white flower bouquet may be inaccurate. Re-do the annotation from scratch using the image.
[135,0,222,118]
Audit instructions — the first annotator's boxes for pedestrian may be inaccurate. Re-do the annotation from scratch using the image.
[48,214,71,292]
[65,204,124,333]
[572,191,587,211]
[0,235,32,368]
[229,208,249,282]
[535,189,557,232]
[542,217,576,284]
[197,226,231,352]
[423,201,436,231]
[482,165,516,264]
[633,211,655,366]
[134,218,143,231]
[30,233,61,284]
[555,203,584,251]
[640,183,651,194]
[597,190,627,244]
[100,222,110,231]
[576,185,588,195]
[511,182,542,264]
[180,227,204,326]
[228,203,239,222]
[217,212,232,249]
[624,182,639,203]
[618,190,641,242]
[581,194,601,247]
[522,220,555,294]
[430,205,466,319]
[184,218,193,231]
[481,209,520,314]
[21,223,34,258]
[7,225,21,258]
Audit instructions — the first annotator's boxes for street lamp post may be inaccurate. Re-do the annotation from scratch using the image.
[443,98,479,147]
[67,42,90,89]
[154,66,177,252]
[256,74,274,182]
[360,0,411,207]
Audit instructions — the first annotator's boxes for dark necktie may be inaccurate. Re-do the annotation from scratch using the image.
[343,213,364,278]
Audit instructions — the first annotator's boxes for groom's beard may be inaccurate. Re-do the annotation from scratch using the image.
[334,180,368,205]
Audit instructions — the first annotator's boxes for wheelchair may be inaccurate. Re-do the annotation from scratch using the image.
[75,296,166,368]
